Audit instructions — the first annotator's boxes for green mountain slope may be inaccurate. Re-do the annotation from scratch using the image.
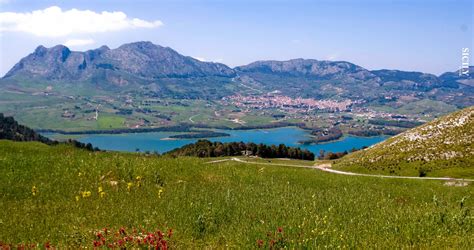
[334,106,474,178]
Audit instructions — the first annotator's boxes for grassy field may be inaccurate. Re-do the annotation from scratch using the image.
[0,140,473,248]
[97,115,126,129]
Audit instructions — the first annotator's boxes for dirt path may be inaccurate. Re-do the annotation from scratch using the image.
[315,163,474,182]
[206,157,474,182]
[188,114,199,123]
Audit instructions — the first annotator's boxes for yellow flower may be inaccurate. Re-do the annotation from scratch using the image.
[100,192,106,198]
[157,188,164,198]
[98,186,103,194]
[81,191,91,198]
[136,176,142,187]
[31,185,38,196]
[75,195,80,202]
[127,182,133,192]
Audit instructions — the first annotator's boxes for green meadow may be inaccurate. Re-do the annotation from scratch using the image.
[0,140,473,248]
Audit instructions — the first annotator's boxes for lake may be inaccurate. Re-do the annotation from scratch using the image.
[54,127,388,154]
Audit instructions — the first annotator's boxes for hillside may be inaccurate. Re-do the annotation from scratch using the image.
[0,113,53,144]
[334,106,474,178]
[0,113,101,151]
[0,140,473,248]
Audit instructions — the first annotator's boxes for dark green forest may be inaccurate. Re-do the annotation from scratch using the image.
[166,140,315,160]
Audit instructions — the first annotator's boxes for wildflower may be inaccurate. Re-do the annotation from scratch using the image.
[75,196,80,202]
[96,232,103,239]
[100,192,106,198]
[31,185,38,196]
[157,230,164,238]
[269,239,275,247]
[127,182,133,192]
[98,186,103,194]
[278,227,283,233]
[93,240,101,247]
[257,239,264,248]
[136,176,142,187]
[81,191,92,198]
[157,188,164,198]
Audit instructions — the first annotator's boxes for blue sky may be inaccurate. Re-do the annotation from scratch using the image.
[0,0,472,76]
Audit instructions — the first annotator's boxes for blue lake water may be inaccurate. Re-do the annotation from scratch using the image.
[60,127,388,155]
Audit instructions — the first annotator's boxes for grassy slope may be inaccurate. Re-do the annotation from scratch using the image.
[0,140,473,248]
[334,106,474,178]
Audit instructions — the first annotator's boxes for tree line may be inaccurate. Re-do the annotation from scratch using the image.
[0,113,99,151]
[317,147,366,160]
[166,140,315,160]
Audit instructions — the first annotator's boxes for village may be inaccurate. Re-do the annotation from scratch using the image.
[222,93,357,112]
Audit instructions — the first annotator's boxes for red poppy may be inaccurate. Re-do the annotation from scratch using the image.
[270,239,275,247]
[93,240,101,247]
[157,230,164,238]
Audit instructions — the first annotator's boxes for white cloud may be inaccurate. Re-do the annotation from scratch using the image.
[64,38,95,47]
[0,6,163,37]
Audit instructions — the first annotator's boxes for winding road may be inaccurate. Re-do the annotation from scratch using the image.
[207,157,474,182]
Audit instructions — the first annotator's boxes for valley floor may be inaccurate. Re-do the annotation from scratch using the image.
[0,140,473,248]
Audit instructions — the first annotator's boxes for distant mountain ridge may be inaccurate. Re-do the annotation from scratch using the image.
[4,41,235,81]
[4,41,472,83]
[235,58,378,81]
[1,41,473,105]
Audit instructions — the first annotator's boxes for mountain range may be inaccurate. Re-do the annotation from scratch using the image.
[1,41,473,106]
